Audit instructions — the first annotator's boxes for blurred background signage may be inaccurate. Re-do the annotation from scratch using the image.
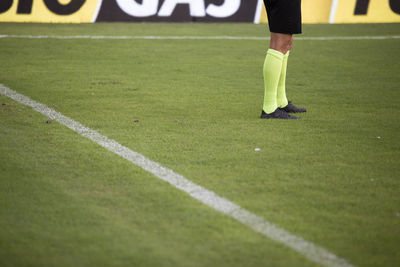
[1,0,399,23]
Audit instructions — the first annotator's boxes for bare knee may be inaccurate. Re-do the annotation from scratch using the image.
[269,33,293,54]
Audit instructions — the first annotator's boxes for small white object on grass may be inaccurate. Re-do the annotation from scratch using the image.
[255,148,261,152]
[376,136,381,139]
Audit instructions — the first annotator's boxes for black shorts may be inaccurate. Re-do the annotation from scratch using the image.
[263,0,302,34]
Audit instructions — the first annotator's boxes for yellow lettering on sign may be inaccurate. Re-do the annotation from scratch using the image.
[334,0,400,23]
[0,0,98,23]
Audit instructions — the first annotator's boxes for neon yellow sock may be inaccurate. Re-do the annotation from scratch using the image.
[262,49,284,114]
[277,51,290,108]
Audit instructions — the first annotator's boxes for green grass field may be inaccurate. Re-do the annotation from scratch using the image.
[1,22,399,267]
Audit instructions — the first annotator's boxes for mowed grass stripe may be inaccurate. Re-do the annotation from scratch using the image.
[0,34,399,40]
[1,84,354,267]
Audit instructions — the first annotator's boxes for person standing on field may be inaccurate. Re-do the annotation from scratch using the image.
[260,0,307,119]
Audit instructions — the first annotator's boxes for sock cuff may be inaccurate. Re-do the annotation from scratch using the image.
[267,49,284,60]
[284,50,290,59]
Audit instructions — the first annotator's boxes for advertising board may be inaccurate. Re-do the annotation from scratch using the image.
[1,0,399,24]
[332,0,400,23]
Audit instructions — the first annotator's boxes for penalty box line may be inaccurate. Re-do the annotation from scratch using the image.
[1,84,355,267]
[0,34,399,41]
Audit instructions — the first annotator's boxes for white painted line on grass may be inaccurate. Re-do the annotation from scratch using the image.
[298,35,400,40]
[1,34,267,40]
[0,34,399,41]
[1,84,354,267]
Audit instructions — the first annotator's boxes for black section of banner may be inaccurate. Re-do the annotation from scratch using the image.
[17,0,33,14]
[0,0,13,14]
[390,0,400,14]
[354,0,370,15]
[43,0,86,15]
[96,0,258,22]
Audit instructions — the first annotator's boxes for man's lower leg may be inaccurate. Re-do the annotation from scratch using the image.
[262,49,284,114]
